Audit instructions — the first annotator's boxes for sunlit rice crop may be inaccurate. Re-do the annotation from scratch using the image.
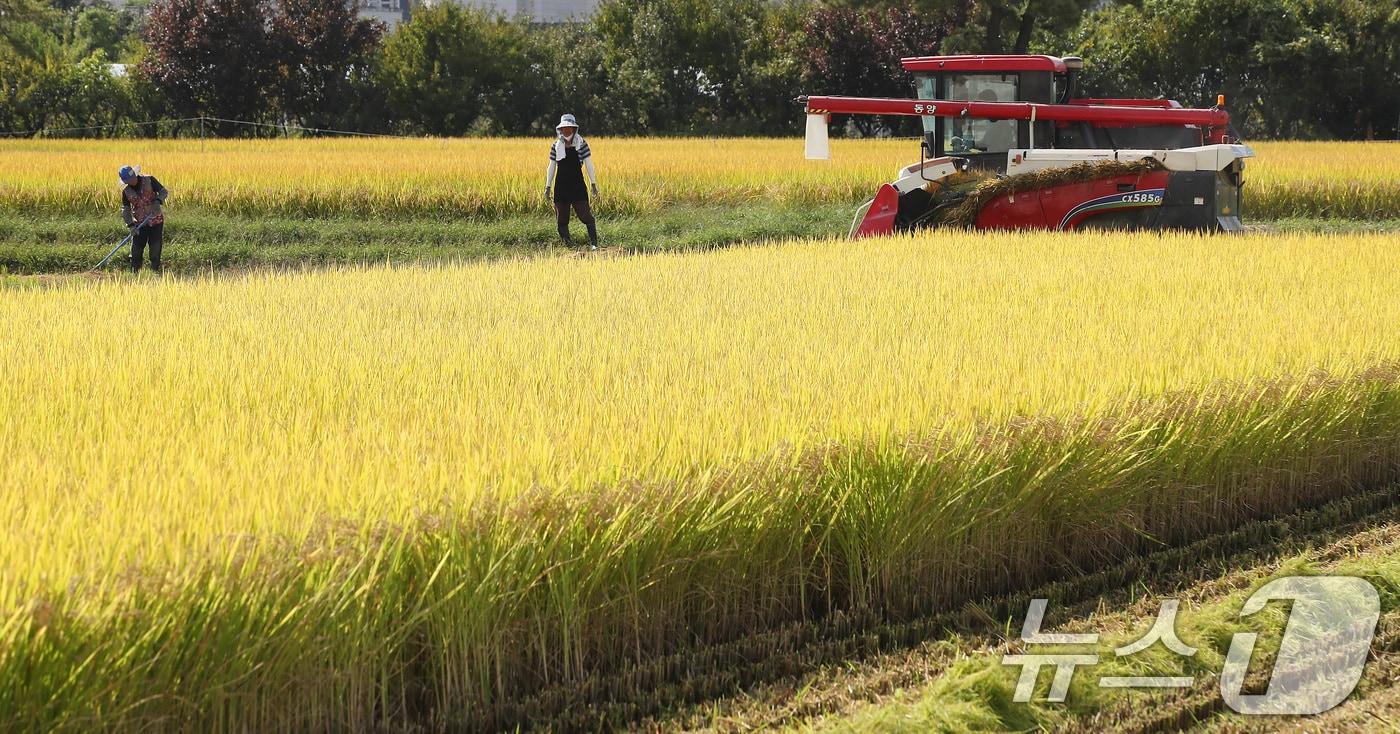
[0,138,1395,219]
[1248,140,1400,219]
[0,138,903,217]
[3,230,1400,728]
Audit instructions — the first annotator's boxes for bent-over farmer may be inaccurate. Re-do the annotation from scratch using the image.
[544,114,600,250]
[119,165,169,273]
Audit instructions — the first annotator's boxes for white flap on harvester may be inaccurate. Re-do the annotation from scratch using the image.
[805,114,830,160]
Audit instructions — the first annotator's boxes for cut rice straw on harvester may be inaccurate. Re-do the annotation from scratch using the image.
[938,158,1166,227]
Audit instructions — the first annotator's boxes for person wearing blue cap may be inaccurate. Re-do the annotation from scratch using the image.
[118,165,169,273]
[544,114,600,249]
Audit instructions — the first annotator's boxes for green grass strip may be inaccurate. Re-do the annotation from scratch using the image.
[0,204,854,274]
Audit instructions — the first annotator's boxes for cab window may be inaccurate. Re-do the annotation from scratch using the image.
[942,73,1018,154]
[915,74,939,137]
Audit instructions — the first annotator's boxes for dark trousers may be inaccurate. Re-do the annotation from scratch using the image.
[132,222,164,273]
[554,200,597,246]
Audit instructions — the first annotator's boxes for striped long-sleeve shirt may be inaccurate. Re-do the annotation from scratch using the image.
[546,135,597,190]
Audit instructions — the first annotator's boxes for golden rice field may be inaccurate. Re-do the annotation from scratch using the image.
[4,230,1400,729]
[2,138,1397,219]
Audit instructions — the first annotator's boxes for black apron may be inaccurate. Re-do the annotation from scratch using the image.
[552,144,588,204]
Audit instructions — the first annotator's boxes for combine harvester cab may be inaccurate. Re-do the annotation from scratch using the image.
[802,55,1254,237]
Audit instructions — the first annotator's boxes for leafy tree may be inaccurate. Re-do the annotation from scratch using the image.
[69,5,139,62]
[375,4,543,135]
[724,0,806,134]
[0,1,163,137]
[818,0,1096,56]
[532,22,609,133]
[1281,0,1400,139]
[0,58,49,133]
[272,0,384,129]
[141,0,280,132]
[54,53,137,130]
[793,6,945,135]
[0,52,136,135]
[970,0,1097,55]
[472,12,554,134]
[1072,0,1398,139]
[1073,0,1302,134]
[5,0,1397,140]
[0,0,53,59]
[588,0,792,133]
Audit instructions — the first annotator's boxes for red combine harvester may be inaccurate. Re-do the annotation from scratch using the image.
[801,55,1255,237]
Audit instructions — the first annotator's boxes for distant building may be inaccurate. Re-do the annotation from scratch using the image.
[499,0,600,23]
[358,0,410,28]
[103,1,596,31]
[361,0,598,29]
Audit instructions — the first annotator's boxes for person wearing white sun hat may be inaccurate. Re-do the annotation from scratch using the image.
[544,113,600,249]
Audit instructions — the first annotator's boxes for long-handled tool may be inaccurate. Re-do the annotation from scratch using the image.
[92,215,151,272]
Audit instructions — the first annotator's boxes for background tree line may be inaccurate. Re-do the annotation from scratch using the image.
[2,0,1396,139]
